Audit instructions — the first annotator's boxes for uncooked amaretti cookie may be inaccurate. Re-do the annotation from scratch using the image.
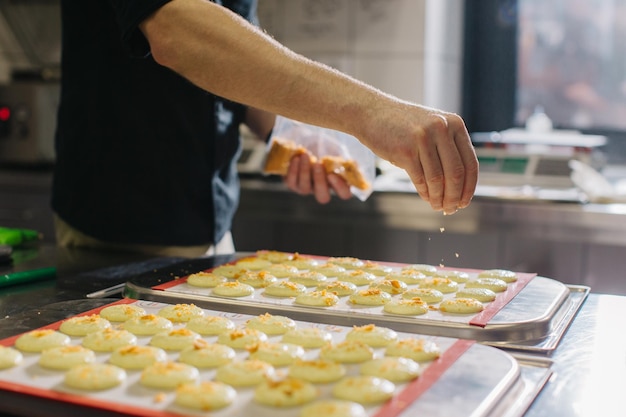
[186,271,227,288]
[263,263,299,278]
[432,269,470,283]
[178,339,235,368]
[246,313,297,335]
[359,261,392,276]
[14,329,70,353]
[368,279,407,294]
[283,254,320,270]
[263,280,307,297]
[290,271,328,287]
[455,287,497,302]
[254,377,318,407]
[212,281,255,297]
[212,264,249,278]
[248,341,305,367]
[439,298,485,314]
[326,257,365,270]
[38,345,96,370]
[288,359,346,383]
[478,269,517,283]
[157,303,205,323]
[385,338,441,362]
[337,270,377,286]
[316,281,357,296]
[295,289,340,307]
[349,288,392,306]
[319,340,374,364]
[185,315,235,335]
[385,269,427,285]
[215,359,275,387]
[383,297,429,315]
[123,314,173,336]
[255,250,295,263]
[359,357,420,383]
[235,257,273,270]
[174,381,236,411]
[332,376,395,404]
[236,270,278,288]
[465,277,508,293]
[281,327,333,348]
[217,327,268,349]
[99,304,146,322]
[82,328,137,352]
[300,400,367,417]
[312,263,347,277]
[59,314,111,336]
[402,288,444,303]
[0,346,22,369]
[345,324,398,347]
[109,345,167,370]
[401,263,437,275]
[418,278,459,294]
[149,328,201,351]
[64,363,126,391]
[140,361,199,389]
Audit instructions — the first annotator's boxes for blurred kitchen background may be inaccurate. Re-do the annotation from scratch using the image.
[3,0,626,295]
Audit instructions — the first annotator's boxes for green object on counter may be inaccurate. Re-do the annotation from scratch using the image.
[0,227,40,246]
[0,267,57,288]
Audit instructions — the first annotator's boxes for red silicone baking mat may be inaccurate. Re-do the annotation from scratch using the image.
[0,298,491,417]
[153,253,536,328]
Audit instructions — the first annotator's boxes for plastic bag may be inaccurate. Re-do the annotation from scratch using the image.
[263,116,376,201]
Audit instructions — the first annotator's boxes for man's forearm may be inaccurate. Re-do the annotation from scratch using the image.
[140,0,388,142]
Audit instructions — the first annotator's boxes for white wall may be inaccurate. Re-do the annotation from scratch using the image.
[258,0,465,113]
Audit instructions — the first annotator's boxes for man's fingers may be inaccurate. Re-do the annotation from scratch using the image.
[455,133,479,208]
[312,164,331,204]
[296,155,313,194]
[435,133,466,215]
[328,173,352,200]
[284,155,301,192]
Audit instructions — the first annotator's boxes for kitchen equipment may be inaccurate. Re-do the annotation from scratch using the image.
[0,81,60,165]
[0,0,61,165]
[472,128,607,188]
[124,253,589,353]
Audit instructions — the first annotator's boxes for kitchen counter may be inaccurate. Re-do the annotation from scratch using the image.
[0,244,182,321]
[238,177,626,246]
[0,245,624,417]
[234,178,626,295]
[5,168,626,295]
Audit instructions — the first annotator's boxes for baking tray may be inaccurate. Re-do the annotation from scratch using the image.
[0,299,552,417]
[124,254,589,353]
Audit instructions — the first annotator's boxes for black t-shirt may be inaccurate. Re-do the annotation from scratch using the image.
[52,0,257,246]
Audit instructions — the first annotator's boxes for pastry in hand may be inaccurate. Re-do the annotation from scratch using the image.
[264,137,314,175]
[264,137,370,190]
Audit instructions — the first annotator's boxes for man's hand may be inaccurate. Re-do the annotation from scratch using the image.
[284,154,352,204]
[141,1,477,212]
[358,102,478,215]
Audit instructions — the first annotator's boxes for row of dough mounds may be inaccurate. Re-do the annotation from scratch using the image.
[185,250,519,315]
[0,302,445,417]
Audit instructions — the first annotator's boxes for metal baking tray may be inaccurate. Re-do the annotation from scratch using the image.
[124,255,589,353]
[0,299,552,417]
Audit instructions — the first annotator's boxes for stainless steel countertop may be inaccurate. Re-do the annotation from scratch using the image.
[523,293,625,417]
